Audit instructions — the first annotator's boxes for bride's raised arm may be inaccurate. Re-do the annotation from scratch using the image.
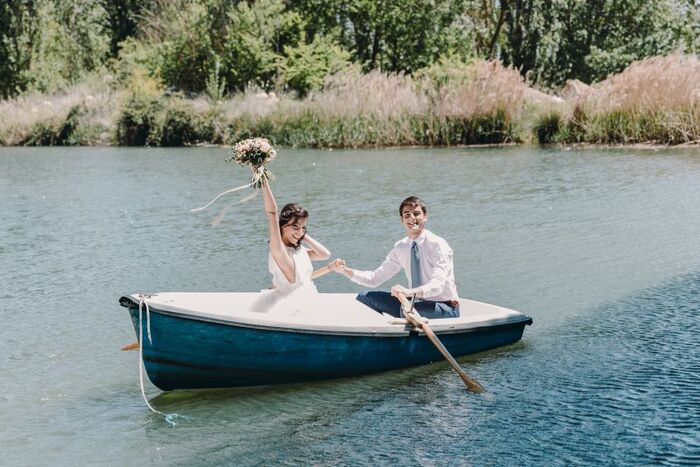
[261,179,295,283]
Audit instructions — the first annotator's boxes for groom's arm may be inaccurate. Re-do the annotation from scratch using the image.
[332,249,402,287]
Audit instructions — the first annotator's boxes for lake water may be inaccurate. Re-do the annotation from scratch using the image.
[1,146,699,466]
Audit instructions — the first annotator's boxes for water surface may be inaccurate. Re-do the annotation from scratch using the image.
[1,146,699,465]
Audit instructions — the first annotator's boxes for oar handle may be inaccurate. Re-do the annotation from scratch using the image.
[396,292,485,393]
[396,293,415,317]
[121,341,139,351]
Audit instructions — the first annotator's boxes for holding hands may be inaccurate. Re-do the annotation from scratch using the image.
[328,258,346,272]
[328,258,354,279]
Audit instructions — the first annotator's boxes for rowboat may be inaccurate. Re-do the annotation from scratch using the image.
[119,290,532,391]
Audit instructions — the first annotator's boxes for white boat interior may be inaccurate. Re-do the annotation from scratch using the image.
[128,290,529,335]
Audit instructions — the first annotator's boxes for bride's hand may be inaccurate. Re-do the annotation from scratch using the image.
[328,258,346,272]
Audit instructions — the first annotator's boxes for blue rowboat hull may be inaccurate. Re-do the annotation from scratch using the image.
[121,296,532,391]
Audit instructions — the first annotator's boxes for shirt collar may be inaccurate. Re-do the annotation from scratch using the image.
[410,230,428,245]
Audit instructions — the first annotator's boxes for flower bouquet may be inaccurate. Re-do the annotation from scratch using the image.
[226,137,277,189]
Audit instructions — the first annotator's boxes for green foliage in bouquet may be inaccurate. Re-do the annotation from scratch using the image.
[226,137,277,189]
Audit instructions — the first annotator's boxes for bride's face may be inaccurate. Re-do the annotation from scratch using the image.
[281,217,307,247]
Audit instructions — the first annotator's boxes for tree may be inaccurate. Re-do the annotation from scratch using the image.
[290,0,474,73]
[102,0,150,57]
[26,0,110,92]
[0,0,34,98]
[280,34,351,95]
[493,0,700,86]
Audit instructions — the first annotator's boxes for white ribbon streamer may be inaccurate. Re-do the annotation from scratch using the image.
[191,167,268,213]
[211,191,259,227]
[190,182,254,212]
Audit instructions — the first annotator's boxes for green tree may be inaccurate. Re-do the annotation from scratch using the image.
[154,1,216,92]
[222,0,304,91]
[499,0,697,86]
[290,0,474,73]
[26,0,110,92]
[0,0,34,98]
[280,34,351,95]
[102,0,151,57]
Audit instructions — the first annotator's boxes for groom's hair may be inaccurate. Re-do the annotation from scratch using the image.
[399,196,427,216]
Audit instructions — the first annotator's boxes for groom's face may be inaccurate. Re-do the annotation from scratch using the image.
[401,205,427,237]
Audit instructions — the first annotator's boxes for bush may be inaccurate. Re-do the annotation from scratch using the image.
[533,112,562,144]
[159,103,213,146]
[23,105,82,145]
[116,93,162,145]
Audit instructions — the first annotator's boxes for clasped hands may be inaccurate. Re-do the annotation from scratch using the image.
[327,259,420,299]
[328,258,346,272]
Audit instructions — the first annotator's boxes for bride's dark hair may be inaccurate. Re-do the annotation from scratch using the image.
[278,203,308,248]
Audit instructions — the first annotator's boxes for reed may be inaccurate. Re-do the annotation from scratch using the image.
[0,77,121,146]
[556,54,700,145]
[2,55,697,147]
[223,60,530,147]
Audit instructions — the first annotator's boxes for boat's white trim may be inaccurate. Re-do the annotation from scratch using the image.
[124,292,530,335]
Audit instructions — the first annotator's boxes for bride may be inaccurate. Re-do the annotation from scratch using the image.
[260,179,331,294]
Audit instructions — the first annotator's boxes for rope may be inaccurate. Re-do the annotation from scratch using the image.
[136,293,189,426]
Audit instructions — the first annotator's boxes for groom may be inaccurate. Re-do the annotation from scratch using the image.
[330,196,460,319]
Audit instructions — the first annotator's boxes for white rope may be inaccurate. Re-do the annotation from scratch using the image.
[137,294,188,426]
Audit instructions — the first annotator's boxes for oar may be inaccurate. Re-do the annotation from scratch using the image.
[121,341,139,351]
[122,264,337,351]
[396,293,485,393]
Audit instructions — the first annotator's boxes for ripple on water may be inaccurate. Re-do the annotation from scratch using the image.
[530,272,700,465]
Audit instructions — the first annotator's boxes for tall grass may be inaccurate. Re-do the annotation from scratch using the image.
[535,54,700,145]
[1,55,698,147]
[0,76,121,145]
[224,60,531,147]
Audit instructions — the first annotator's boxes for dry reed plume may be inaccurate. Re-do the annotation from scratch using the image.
[306,68,426,119]
[430,60,529,118]
[558,54,700,145]
[582,54,700,113]
[2,55,697,147]
[0,79,121,145]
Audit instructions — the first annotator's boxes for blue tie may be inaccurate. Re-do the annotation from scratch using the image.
[411,241,422,288]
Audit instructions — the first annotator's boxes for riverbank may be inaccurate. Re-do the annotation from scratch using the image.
[1,54,698,148]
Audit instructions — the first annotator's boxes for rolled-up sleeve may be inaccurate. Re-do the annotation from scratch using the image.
[417,245,453,299]
[350,248,402,288]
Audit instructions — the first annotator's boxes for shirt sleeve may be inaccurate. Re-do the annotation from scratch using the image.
[417,244,453,299]
[350,248,403,288]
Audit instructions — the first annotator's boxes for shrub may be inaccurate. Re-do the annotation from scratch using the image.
[533,112,562,144]
[23,105,82,145]
[116,93,162,145]
[158,102,213,146]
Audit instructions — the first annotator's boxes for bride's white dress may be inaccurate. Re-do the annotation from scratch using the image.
[254,246,318,315]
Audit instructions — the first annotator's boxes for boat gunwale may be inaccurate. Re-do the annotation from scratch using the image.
[120,295,533,338]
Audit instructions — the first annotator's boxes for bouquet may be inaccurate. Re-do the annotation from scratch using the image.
[226,137,277,189]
